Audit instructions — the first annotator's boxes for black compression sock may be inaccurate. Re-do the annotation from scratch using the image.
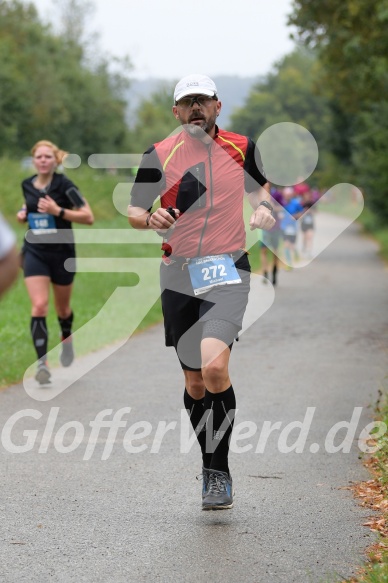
[58,312,73,339]
[203,385,236,475]
[30,316,48,361]
[183,389,212,468]
[272,264,278,284]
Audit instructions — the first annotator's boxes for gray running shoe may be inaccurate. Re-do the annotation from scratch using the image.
[35,361,51,385]
[202,469,234,510]
[197,467,211,499]
[60,336,74,367]
[202,467,211,499]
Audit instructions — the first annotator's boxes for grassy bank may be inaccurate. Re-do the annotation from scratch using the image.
[345,391,388,582]
[0,230,165,388]
[357,207,388,264]
[339,203,388,582]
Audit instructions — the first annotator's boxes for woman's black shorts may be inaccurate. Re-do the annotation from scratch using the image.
[22,246,75,285]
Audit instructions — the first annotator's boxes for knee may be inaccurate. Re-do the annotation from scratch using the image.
[186,377,205,400]
[202,360,227,387]
[57,308,72,320]
[32,301,49,317]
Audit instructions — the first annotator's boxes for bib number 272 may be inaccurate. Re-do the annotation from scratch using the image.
[188,254,242,296]
[202,263,227,280]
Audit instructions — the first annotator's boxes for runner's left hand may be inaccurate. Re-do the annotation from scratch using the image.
[249,207,276,231]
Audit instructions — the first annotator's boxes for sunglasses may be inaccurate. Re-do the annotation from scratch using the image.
[175,95,218,108]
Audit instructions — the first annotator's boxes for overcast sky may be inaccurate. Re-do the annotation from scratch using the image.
[29,0,296,80]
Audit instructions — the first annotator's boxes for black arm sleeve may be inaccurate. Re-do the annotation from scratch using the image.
[130,145,165,211]
[244,138,267,193]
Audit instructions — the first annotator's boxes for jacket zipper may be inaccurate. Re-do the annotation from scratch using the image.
[196,166,202,208]
[196,144,213,257]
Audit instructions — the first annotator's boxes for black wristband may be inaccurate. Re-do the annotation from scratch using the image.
[145,212,153,227]
[258,200,274,215]
[59,208,66,219]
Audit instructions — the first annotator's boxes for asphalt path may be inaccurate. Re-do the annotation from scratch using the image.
[1,212,388,583]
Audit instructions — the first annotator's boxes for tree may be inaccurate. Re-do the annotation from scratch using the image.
[229,48,331,141]
[288,0,388,112]
[128,84,179,153]
[228,48,333,185]
[352,102,388,220]
[0,0,132,157]
[53,0,95,47]
[289,0,388,222]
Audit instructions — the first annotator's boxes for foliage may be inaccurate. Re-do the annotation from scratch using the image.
[289,0,388,223]
[128,84,179,152]
[345,390,388,582]
[351,103,388,224]
[288,0,388,112]
[0,0,131,158]
[228,47,334,188]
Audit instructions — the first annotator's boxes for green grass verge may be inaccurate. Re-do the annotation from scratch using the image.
[375,393,388,487]
[0,222,165,388]
[342,391,388,583]
[364,403,388,582]
[357,207,388,264]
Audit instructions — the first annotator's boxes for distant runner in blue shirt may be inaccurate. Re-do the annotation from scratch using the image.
[259,185,284,286]
[280,187,304,268]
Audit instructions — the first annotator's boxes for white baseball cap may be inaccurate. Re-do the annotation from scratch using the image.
[174,74,218,102]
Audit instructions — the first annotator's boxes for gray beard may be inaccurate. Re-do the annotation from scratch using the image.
[185,116,216,138]
[186,122,210,136]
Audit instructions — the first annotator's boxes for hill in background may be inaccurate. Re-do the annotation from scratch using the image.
[126,75,261,128]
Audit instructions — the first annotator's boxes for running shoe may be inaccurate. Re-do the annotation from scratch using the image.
[35,361,51,385]
[202,467,211,499]
[197,467,211,499]
[202,469,234,510]
[60,336,74,367]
